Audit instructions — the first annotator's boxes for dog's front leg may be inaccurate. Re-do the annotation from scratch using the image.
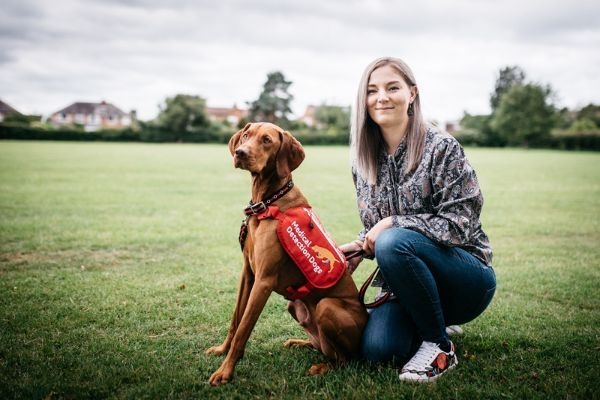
[206,258,254,357]
[208,276,275,386]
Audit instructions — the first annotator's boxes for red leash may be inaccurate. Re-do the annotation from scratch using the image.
[343,249,391,309]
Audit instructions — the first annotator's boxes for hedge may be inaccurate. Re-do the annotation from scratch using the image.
[453,128,600,151]
[2,123,598,151]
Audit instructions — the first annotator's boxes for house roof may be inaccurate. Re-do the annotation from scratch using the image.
[0,99,22,115]
[52,101,127,117]
[206,105,248,119]
[302,105,317,119]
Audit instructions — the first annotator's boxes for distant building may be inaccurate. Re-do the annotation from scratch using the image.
[445,120,460,134]
[0,99,22,122]
[49,101,134,131]
[206,104,248,125]
[300,105,317,127]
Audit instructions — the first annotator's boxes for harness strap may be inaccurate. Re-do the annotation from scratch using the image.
[286,284,313,300]
[238,219,248,250]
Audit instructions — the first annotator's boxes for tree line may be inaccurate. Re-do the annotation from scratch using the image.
[1,67,598,149]
[454,66,600,149]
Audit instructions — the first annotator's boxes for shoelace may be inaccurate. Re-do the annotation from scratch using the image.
[403,342,441,371]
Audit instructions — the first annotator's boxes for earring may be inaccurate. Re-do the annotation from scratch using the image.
[407,102,414,116]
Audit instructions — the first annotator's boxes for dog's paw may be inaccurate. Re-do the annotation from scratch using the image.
[283,339,313,349]
[205,344,228,356]
[208,369,232,386]
[307,363,332,376]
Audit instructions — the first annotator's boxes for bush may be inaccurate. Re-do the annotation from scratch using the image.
[0,123,85,141]
[550,131,600,151]
[452,127,600,151]
[293,130,349,145]
[0,123,235,144]
[452,128,487,147]
[0,123,141,142]
[5,121,596,151]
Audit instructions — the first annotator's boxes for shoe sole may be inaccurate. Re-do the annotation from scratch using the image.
[399,359,458,383]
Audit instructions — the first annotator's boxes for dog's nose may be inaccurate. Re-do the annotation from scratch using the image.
[235,148,247,157]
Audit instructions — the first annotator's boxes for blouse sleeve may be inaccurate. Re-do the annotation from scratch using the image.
[394,137,484,247]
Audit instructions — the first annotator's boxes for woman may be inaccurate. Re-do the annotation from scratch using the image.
[339,57,496,383]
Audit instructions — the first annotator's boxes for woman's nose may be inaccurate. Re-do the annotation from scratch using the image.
[376,90,389,102]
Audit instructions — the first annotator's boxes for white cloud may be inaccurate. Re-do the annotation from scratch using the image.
[1,0,598,123]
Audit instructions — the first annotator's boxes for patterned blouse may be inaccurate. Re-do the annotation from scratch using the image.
[352,126,493,268]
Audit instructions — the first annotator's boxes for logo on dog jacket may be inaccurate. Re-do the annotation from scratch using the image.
[258,205,346,300]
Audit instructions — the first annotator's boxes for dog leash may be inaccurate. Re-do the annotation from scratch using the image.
[357,266,391,308]
[343,249,364,261]
[343,248,391,309]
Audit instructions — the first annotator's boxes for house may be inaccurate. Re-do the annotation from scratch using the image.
[205,104,248,125]
[300,105,317,127]
[445,120,460,134]
[0,99,22,122]
[49,101,133,132]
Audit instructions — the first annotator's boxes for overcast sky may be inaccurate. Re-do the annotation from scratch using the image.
[1,0,599,123]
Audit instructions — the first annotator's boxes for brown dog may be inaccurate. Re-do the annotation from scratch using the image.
[206,122,368,386]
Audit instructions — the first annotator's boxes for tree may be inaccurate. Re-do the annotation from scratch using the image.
[569,118,597,133]
[155,94,212,141]
[490,66,526,110]
[489,83,556,146]
[314,104,351,134]
[248,71,294,127]
[576,103,600,127]
[460,112,490,133]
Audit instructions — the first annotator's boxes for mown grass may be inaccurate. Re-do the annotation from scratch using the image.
[0,140,598,399]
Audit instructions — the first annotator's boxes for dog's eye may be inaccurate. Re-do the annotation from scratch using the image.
[262,135,272,144]
[242,133,249,141]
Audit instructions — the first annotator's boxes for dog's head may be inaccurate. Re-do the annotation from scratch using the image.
[228,122,305,178]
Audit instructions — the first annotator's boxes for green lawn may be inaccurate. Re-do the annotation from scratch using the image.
[0,141,598,399]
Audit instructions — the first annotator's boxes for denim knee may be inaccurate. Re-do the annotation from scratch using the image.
[360,300,417,365]
[361,329,394,363]
[375,228,420,276]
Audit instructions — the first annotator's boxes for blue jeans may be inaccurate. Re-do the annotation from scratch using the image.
[361,228,496,365]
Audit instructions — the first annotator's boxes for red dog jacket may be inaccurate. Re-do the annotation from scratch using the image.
[258,205,346,300]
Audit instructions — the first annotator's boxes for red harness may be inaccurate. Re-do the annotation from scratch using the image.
[257,205,346,300]
[238,180,346,300]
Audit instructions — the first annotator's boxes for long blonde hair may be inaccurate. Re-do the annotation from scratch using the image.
[350,57,427,185]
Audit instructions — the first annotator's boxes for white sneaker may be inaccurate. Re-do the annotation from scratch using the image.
[399,341,458,383]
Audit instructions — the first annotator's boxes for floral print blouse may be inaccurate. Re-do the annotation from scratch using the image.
[352,126,493,267]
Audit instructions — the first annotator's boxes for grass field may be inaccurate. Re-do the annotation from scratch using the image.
[0,140,599,399]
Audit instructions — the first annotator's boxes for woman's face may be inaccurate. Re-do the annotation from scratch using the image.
[366,64,415,129]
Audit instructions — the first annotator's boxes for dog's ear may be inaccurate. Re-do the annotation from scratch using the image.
[276,130,305,178]
[228,123,252,156]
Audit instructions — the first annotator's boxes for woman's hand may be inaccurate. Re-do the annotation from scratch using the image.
[339,240,363,274]
[362,216,394,256]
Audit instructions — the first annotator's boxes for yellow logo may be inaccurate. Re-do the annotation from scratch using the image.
[311,245,339,272]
